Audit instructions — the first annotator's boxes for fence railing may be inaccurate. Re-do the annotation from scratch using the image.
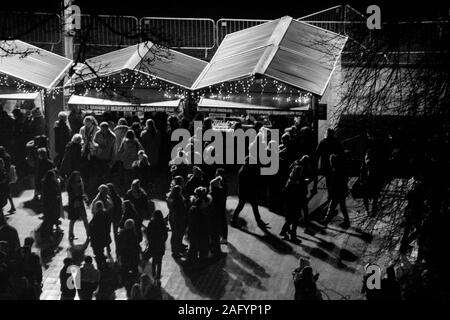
[75,14,139,47]
[140,17,216,49]
[0,12,61,45]
[1,11,447,57]
[215,18,269,44]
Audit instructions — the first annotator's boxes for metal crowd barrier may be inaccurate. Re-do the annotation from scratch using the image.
[75,14,139,47]
[215,18,269,44]
[0,12,61,45]
[140,17,216,50]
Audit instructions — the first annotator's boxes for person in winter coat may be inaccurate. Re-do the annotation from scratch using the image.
[187,187,211,263]
[117,130,143,194]
[113,118,129,160]
[40,170,62,237]
[29,107,46,139]
[54,112,72,169]
[35,148,55,200]
[78,255,100,300]
[209,177,227,257]
[321,154,350,228]
[132,151,152,193]
[79,116,99,193]
[60,134,82,179]
[93,122,116,183]
[119,200,139,230]
[145,210,168,281]
[185,166,206,197]
[79,116,99,160]
[91,184,114,216]
[280,165,309,243]
[312,128,344,197]
[293,265,321,300]
[0,148,15,213]
[66,171,89,241]
[117,219,141,294]
[214,169,228,243]
[89,201,111,268]
[106,183,122,242]
[124,179,152,240]
[231,156,269,229]
[95,258,120,300]
[59,257,76,300]
[360,150,384,216]
[68,108,83,137]
[140,119,161,179]
[166,185,188,258]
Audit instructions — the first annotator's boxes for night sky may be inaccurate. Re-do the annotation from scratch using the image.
[2,0,449,21]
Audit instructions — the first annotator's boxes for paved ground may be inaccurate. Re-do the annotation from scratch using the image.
[4,177,381,300]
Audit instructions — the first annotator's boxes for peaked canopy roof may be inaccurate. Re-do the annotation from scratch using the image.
[0,40,73,89]
[192,16,347,96]
[71,42,208,89]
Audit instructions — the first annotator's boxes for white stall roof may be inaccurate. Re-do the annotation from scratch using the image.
[0,40,72,89]
[192,16,347,96]
[70,42,207,89]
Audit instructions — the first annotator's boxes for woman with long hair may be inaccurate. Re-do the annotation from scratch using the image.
[145,210,168,281]
[67,171,89,241]
[117,130,143,194]
[89,201,111,268]
[79,115,99,195]
[106,183,122,242]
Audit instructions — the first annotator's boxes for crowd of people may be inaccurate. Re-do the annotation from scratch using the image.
[1,102,425,300]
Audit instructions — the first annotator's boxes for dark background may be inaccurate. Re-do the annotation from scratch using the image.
[2,0,449,21]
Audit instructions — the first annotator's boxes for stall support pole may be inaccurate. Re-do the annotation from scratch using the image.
[311,94,319,147]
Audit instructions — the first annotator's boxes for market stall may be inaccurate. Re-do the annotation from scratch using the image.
[191,16,347,139]
[66,42,207,117]
[0,40,73,155]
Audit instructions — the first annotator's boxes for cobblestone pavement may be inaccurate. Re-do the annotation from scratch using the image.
[5,179,375,300]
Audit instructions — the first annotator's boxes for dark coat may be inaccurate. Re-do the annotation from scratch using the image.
[117,229,141,267]
[54,120,72,156]
[238,163,260,200]
[67,182,86,221]
[327,168,349,200]
[145,220,168,257]
[36,159,55,190]
[315,137,344,175]
[41,178,61,222]
[60,142,82,177]
[89,211,111,249]
[283,177,308,221]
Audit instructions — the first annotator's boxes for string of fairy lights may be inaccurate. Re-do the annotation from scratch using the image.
[0,70,312,106]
